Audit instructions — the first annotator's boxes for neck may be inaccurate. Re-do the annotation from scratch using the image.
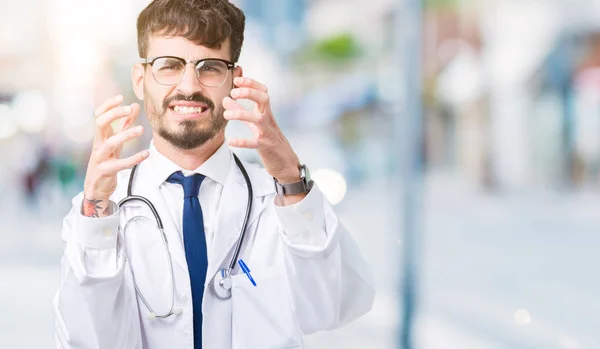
[153,132,225,171]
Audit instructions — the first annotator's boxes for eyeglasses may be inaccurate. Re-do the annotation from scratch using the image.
[141,56,236,87]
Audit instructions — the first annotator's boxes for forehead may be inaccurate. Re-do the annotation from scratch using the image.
[146,35,231,60]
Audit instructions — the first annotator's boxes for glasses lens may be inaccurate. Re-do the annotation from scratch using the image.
[151,57,185,85]
[196,60,229,87]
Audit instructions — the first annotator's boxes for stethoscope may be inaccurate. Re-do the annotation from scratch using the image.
[118,153,253,319]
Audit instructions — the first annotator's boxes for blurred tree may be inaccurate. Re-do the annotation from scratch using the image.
[294,33,362,66]
[312,33,361,61]
[424,0,461,10]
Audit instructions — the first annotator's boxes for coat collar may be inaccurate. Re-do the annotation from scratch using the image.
[145,140,231,187]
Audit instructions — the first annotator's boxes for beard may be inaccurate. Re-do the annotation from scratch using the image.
[145,89,227,150]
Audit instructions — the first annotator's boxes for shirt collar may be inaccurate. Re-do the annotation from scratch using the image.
[146,140,231,187]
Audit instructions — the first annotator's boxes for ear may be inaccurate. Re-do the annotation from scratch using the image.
[233,65,243,79]
[231,65,243,88]
[132,63,145,101]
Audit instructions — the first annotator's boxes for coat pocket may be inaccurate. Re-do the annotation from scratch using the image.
[231,264,303,349]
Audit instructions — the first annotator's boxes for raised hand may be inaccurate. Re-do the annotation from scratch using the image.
[82,95,149,217]
[223,77,300,184]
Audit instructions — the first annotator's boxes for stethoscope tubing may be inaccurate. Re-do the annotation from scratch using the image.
[117,153,252,317]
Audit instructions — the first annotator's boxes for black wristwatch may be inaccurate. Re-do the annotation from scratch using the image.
[274,164,313,195]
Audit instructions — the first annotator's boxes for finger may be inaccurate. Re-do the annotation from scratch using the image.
[223,109,262,124]
[96,105,135,134]
[100,150,150,173]
[118,103,141,132]
[233,77,268,93]
[94,95,124,118]
[95,125,144,160]
[222,96,245,111]
[114,104,140,158]
[230,88,269,105]
[227,138,259,149]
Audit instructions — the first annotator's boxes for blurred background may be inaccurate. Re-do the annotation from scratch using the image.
[1,0,600,348]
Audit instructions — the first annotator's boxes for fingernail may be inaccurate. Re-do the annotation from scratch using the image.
[123,105,131,114]
[115,95,123,102]
[135,125,143,132]
[223,110,232,117]
[142,150,150,157]
[234,77,243,84]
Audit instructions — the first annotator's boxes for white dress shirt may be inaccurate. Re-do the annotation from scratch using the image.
[146,141,232,261]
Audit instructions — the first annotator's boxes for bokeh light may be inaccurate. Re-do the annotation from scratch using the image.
[12,91,48,133]
[312,168,347,205]
[514,309,532,325]
[0,104,18,139]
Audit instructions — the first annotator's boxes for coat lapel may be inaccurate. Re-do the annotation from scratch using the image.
[206,156,275,281]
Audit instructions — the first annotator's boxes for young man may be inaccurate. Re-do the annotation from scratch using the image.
[54,0,374,348]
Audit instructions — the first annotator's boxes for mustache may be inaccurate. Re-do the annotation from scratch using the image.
[163,93,215,111]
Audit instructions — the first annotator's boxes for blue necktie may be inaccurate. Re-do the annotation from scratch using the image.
[167,171,207,349]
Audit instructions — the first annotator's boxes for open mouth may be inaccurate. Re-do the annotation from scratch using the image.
[170,105,209,115]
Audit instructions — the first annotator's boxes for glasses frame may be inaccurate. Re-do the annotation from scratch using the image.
[141,56,236,87]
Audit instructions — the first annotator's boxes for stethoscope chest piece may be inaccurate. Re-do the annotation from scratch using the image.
[212,268,233,300]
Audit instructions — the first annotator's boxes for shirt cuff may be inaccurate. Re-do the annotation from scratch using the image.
[73,199,120,250]
[274,183,327,246]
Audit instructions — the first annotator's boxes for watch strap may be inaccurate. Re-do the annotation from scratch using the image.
[274,178,313,195]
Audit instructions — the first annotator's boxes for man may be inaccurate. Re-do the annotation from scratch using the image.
[53,0,374,348]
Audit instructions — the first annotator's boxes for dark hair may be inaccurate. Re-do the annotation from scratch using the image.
[137,0,245,62]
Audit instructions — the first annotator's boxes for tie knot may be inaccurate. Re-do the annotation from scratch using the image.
[166,171,205,198]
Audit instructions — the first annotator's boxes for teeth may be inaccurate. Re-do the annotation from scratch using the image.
[174,106,204,115]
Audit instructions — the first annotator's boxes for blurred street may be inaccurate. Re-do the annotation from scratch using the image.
[2,172,599,348]
[3,0,600,347]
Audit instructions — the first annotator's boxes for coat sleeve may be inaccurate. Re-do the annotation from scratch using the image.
[53,192,142,349]
[273,184,375,334]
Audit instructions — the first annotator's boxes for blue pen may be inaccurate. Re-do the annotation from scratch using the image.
[238,259,257,287]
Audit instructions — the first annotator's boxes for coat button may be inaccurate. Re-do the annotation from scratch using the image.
[303,211,313,221]
[178,292,188,304]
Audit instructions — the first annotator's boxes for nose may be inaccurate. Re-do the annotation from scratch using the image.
[176,63,203,96]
